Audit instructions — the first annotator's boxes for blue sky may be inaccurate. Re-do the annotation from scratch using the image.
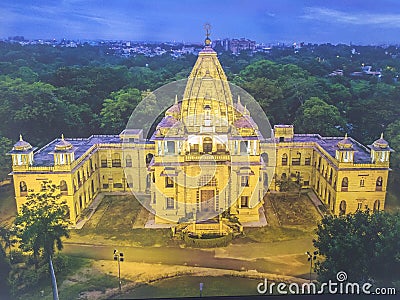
[1,0,400,44]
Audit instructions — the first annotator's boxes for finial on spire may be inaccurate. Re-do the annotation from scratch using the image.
[203,23,212,46]
[380,132,384,139]
[238,95,241,105]
[61,133,65,141]
[345,133,348,139]
[19,134,23,141]
[175,95,178,105]
[204,23,211,38]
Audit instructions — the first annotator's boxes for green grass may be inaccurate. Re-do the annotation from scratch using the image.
[270,194,321,226]
[12,255,92,300]
[72,195,173,247]
[117,275,263,299]
[0,185,17,225]
[243,225,314,243]
[57,273,120,300]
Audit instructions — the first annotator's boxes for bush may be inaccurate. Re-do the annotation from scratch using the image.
[183,233,233,248]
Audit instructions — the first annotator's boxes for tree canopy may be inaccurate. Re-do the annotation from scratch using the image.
[14,181,70,265]
[314,210,400,284]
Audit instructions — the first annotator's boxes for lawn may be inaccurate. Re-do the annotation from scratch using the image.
[117,275,263,299]
[69,195,174,247]
[269,193,321,226]
[0,184,17,225]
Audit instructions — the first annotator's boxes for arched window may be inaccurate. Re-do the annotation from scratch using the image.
[373,200,381,212]
[125,154,132,167]
[261,152,269,166]
[77,171,81,186]
[339,200,346,216]
[20,181,27,196]
[329,169,333,184]
[341,177,348,191]
[60,180,68,195]
[282,153,288,166]
[146,153,154,165]
[240,141,248,154]
[204,137,213,154]
[127,175,133,188]
[376,177,383,191]
[112,153,121,167]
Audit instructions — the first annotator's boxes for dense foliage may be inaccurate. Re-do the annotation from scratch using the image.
[0,41,399,193]
[314,210,400,285]
[14,181,70,266]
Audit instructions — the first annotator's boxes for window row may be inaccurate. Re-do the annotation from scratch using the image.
[281,153,311,166]
[19,180,69,196]
[339,199,381,215]
[340,176,383,191]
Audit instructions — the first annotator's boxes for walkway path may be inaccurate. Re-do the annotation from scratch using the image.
[307,190,327,217]
[63,237,313,278]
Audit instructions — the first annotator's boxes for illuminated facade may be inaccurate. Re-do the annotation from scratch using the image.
[8,34,392,227]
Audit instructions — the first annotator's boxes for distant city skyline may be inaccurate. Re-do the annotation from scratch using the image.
[1,0,400,45]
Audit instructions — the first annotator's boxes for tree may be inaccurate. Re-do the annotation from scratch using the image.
[0,136,13,180]
[294,97,345,136]
[14,181,70,268]
[100,88,142,133]
[314,210,400,284]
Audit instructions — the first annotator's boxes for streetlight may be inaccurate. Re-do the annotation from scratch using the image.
[113,249,124,291]
[305,251,318,282]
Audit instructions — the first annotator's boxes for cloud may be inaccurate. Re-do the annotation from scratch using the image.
[302,7,400,28]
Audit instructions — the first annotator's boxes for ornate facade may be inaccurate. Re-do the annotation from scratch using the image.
[8,34,392,227]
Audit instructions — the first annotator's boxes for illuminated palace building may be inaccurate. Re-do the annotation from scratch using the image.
[8,33,393,227]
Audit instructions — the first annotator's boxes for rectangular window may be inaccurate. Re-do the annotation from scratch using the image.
[190,144,199,153]
[241,175,249,187]
[241,196,249,208]
[101,160,108,168]
[166,141,175,154]
[304,157,311,165]
[102,184,109,189]
[165,176,174,188]
[357,202,362,210]
[303,181,309,186]
[166,197,174,209]
[292,158,300,166]
[112,159,121,167]
[282,157,288,166]
[113,183,123,188]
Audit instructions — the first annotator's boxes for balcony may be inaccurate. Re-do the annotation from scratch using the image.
[185,154,230,162]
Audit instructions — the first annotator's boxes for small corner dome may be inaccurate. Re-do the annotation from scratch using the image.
[55,134,73,151]
[13,134,32,151]
[337,133,353,149]
[373,133,389,149]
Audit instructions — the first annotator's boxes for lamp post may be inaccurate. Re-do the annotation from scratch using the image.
[113,249,124,291]
[306,251,318,282]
